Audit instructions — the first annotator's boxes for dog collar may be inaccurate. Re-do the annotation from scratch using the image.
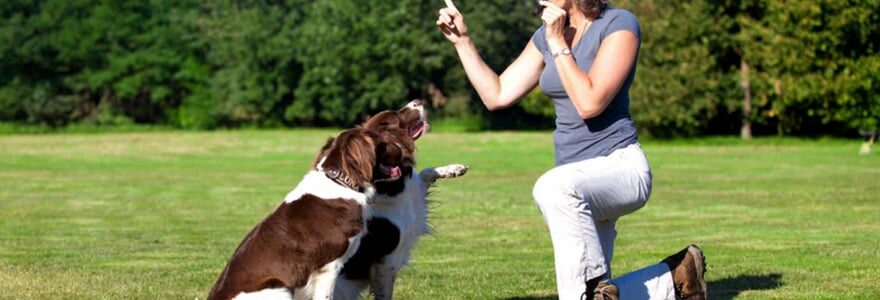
[323,168,361,192]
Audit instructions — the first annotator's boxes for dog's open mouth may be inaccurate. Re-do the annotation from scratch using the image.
[409,121,428,140]
[378,163,402,181]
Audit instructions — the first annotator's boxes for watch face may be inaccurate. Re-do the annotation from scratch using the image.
[553,48,572,58]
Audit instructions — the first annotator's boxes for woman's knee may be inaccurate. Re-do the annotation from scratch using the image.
[532,168,573,208]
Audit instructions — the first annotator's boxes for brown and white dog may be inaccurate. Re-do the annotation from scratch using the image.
[333,100,468,300]
[208,128,411,300]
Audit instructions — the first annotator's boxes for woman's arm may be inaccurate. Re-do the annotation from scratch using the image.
[552,32,638,119]
[438,0,544,111]
[452,39,544,110]
[541,2,639,119]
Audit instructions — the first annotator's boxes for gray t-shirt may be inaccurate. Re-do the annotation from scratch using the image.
[531,8,641,166]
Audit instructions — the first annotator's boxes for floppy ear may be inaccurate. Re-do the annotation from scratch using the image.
[321,129,377,189]
[312,137,336,169]
[358,113,372,126]
[338,131,377,187]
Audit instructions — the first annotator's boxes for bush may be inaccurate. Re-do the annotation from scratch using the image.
[1,0,877,137]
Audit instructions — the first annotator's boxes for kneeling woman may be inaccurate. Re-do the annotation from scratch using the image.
[436,0,707,298]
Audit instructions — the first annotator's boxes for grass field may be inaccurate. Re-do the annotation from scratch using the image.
[1,130,878,299]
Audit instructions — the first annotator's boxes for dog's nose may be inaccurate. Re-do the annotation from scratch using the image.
[408,99,423,107]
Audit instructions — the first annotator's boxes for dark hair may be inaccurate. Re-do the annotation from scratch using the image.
[576,0,610,19]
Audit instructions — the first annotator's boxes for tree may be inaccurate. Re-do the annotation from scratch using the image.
[184,0,307,128]
[0,0,201,126]
[290,0,451,125]
[1,0,876,136]
[618,0,736,137]
[711,0,880,136]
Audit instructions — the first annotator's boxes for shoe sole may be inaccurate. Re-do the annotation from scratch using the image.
[687,244,708,299]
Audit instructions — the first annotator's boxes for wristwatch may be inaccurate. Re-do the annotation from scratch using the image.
[552,48,572,59]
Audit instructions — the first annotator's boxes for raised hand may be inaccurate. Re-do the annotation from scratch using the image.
[436,0,469,44]
[538,1,568,50]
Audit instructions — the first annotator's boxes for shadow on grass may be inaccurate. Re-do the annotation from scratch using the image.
[709,273,783,300]
[501,273,783,300]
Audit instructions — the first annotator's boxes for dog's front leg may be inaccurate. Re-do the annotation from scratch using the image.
[369,263,399,300]
[306,260,344,300]
[419,164,469,185]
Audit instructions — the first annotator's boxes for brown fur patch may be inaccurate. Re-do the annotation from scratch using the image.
[317,129,378,191]
[361,108,423,135]
[311,137,336,169]
[362,106,422,169]
[207,195,365,300]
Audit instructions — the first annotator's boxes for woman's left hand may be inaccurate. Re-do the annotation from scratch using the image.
[538,1,567,51]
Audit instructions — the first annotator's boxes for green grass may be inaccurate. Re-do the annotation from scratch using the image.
[0,130,878,299]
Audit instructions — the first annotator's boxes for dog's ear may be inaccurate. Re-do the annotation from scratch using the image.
[355,114,371,130]
[379,130,414,159]
[312,137,336,169]
[355,113,371,126]
[322,129,377,189]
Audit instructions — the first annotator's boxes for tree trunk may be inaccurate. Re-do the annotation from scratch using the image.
[740,58,753,140]
[774,80,783,136]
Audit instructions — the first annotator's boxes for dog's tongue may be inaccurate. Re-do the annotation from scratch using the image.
[381,165,402,178]
[410,121,428,140]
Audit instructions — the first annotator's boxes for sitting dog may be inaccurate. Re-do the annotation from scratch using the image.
[208,128,411,300]
[332,100,469,299]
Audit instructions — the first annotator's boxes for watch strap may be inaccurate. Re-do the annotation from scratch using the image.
[552,48,572,59]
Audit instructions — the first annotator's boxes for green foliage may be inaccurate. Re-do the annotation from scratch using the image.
[193,0,306,128]
[0,0,877,135]
[521,87,555,119]
[289,0,495,126]
[614,0,879,136]
[621,0,736,137]
[0,0,199,126]
[430,114,486,132]
[293,0,431,125]
[700,0,880,135]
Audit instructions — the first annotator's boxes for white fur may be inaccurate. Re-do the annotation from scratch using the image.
[233,288,294,300]
[406,100,427,121]
[236,170,373,300]
[293,259,344,300]
[334,164,467,300]
[285,170,374,206]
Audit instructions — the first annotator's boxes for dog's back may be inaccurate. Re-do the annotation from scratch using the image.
[209,190,366,299]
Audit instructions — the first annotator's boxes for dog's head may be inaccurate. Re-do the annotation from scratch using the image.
[311,100,428,194]
[314,127,415,192]
[316,128,382,192]
[362,99,428,176]
[362,100,429,195]
[362,99,429,141]
[372,129,415,184]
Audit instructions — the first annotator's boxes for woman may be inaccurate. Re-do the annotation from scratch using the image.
[436,0,707,299]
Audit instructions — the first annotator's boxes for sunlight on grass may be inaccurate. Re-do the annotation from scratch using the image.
[0,130,878,299]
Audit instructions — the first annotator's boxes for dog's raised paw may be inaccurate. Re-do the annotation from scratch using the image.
[434,164,468,178]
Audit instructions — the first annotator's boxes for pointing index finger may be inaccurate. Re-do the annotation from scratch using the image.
[444,0,459,13]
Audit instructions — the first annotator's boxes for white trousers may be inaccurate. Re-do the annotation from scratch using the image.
[533,144,674,300]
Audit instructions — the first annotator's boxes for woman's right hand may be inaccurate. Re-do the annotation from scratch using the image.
[436,0,469,44]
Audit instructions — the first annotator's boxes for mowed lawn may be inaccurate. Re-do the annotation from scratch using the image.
[0,130,878,299]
